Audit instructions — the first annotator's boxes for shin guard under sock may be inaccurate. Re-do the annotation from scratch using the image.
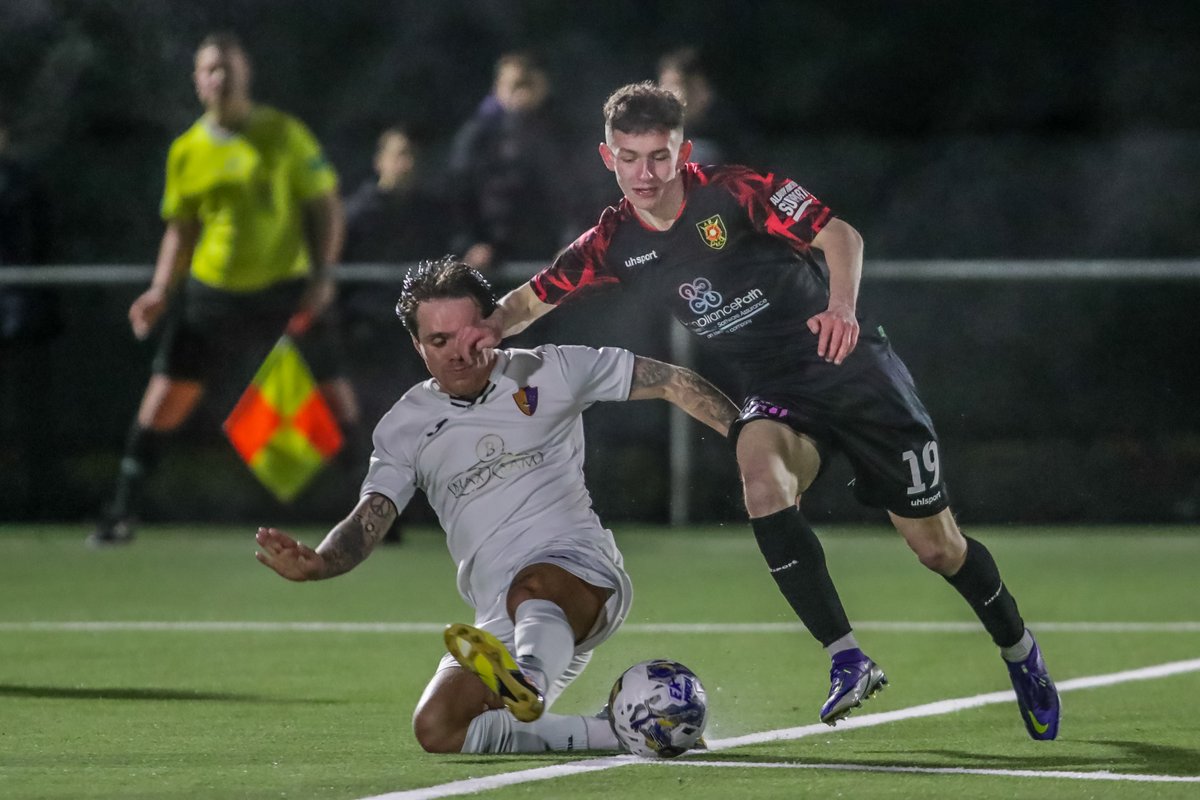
[944,536,1025,648]
[751,506,852,647]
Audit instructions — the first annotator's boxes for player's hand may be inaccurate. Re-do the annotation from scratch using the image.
[806,302,859,365]
[288,278,336,336]
[456,311,504,365]
[129,286,170,340]
[255,527,325,581]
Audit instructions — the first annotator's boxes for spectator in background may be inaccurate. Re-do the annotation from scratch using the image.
[89,32,360,546]
[447,52,576,272]
[342,126,449,337]
[657,46,748,166]
[343,127,448,269]
[341,126,451,544]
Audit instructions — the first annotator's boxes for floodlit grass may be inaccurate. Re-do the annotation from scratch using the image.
[1,524,1198,799]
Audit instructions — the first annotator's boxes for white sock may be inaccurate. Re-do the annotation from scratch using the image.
[825,632,861,658]
[513,599,574,694]
[463,708,614,753]
[1001,629,1035,662]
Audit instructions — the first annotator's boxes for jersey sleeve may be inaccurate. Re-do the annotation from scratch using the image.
[708,165,833,247]
[545,344,635,406]
[529,209,621,305]
[286,118,339,201]
[160,137,199,222]
[358,415,418,513]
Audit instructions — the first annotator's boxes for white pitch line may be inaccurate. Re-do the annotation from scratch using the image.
[3,620,1200,633]
[666,760,1200,784]
[703,657,1200,750]
[357,657,1200,800]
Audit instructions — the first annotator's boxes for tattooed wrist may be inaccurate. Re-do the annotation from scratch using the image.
[315,494,396,578]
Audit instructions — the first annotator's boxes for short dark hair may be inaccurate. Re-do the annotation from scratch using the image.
[603,81,685,136]
[494,51,543,81]
[197,31,247,58]
[395,256,497,336]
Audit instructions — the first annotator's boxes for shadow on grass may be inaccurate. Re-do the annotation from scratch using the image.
[0,683,341,704]
[878,740,1200,775]
[715,737,1200,776]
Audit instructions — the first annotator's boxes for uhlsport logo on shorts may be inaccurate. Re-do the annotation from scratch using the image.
[678,277,723,314]
[696,214,727,249]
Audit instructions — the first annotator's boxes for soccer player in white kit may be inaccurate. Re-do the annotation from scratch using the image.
[255,257,737,754]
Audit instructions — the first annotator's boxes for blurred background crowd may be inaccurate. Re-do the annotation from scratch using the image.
[1,0,1198,527]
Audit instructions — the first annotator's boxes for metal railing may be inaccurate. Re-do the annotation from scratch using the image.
[5,259,1199,523]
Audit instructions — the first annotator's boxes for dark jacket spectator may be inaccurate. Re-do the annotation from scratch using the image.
[447,53,576,272]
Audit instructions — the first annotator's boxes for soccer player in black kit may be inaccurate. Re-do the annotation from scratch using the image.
[462,82,1061,740]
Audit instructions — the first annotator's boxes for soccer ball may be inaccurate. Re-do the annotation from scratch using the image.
[607,659,708,758]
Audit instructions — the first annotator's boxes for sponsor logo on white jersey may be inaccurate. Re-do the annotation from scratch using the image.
[448,434,544,497]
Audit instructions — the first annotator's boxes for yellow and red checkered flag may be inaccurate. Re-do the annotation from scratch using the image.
[223,336,343,502]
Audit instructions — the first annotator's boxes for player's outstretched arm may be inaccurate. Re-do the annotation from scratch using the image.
[459,284,555,361]
[807,218,864,365]
[255,527,326,581]
[628,356,739,437]
[255,493,397,581]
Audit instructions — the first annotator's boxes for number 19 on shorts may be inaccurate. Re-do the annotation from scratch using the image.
[902,441,941,496]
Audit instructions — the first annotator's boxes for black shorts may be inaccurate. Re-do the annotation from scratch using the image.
[728,333,950,518]
[153,278,345,386]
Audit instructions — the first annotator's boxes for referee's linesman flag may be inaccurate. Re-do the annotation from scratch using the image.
[223,336,343,502]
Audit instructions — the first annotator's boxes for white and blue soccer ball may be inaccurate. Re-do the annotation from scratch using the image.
[608,659,709,758]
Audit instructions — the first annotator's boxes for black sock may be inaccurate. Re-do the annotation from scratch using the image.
[751,506,852,647]
[107,424,167,520]
[944,536,1025,648]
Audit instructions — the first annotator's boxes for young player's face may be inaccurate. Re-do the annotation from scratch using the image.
[193,45,251,114]
[412,297,496,399]
[600,128,692,218]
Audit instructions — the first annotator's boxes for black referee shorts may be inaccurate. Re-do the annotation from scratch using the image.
[729,334,950,518]
[152,278,346,387]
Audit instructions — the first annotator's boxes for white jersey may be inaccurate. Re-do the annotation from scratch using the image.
[361,344,636,606]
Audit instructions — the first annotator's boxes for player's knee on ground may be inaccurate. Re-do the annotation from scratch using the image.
[412,668,499,753]
[412,704,465,753]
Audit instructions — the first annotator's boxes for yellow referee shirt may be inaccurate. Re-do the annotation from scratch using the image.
[160,106,338,292]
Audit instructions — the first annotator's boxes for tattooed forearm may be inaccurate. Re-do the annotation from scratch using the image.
[631,356,673,391]
[669,366,738,436]
[315,493,397,578]
[629,356,738,437]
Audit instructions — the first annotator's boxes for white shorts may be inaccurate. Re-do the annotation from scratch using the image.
[436,538,633,709]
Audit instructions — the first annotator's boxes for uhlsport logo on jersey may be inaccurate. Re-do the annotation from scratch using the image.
[678,277,723,314]
[696,214,727,249]
[512,386,538,416]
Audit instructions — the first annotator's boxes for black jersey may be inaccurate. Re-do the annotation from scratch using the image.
[530,163,849,386]
[530,163,948,516]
